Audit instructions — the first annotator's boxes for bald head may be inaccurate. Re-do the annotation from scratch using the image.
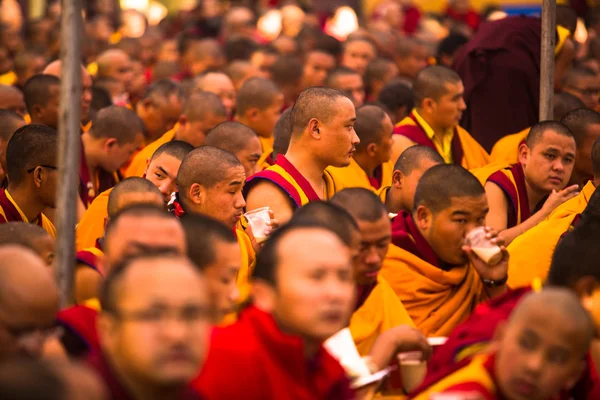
[0,85,25,115]
[90,105,143,144]
[150,140,194,163]
[236,77,281,116]
[0,109,25,142]
[227,60,259,90]
[177,146,243,192]
[96,49,131,78]
[43,60,87,78]
[354,105,390,153]
[331,188,388,223]
[413,66,462,106]
[0,223,53,265]
[183,90,227,123]
[525,120,574,148]
[394,145,444,175]
[290,87,347,137]
[6,124,57,186]
[107,177,164,219]
[561,108,600,146]
[553,92,585,121]
[273,108,293,158]
[204,122,258,155]
[191,38,224,64]
[289,201,358,247]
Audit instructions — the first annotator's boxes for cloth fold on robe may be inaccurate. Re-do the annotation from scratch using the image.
[125,126,177,178]
[489,128,529,165]
[547,180,596,220]
[56,305,100,356]
[245,154,338,209]
[393,111,489,169]
[75,188,112,251]
[486,163,532,229]
[80,141,121,208]
[381,212,486,336]
[0,189,56,238]
[257,151,276,171]
[327,158,393,192]
[258,136,274,156]
[76,240,105,276]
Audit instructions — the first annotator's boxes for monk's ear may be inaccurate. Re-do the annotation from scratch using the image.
[308,118,320,139]
[366,143,378,157]
[251,280,277,312]
[188,183,203,205]
[414,205,432,229]
[104,138,118,153]
[392,170,402,188]
[248,107,260,120]
[422,98,436,114]
[178,114,188,128]
[518,142,530,165]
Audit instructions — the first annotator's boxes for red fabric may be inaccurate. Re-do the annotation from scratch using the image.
[445,7,481,31]
[75,239,105,275]
[391,211,440,268]
[79,140,120,207]
[0,190,43,226]
[403,6,421,35]
[368,165,383,190]
[56,305,100,353]
[192,306,354,400]
[487,163,531,229]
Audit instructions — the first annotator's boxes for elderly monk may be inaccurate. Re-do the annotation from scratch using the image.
[0,109,25,187]
[92,253,208,400]
[0,124,57,237]
[234,77,284,164]
[381,164,509,337]
[125,91,227,178]
[23,74,60,128]
[561,108,600,187]
[0,245,59,360]
[412,290,593,400]
[0,84,26,116]
[328,105,394,191]
[245,87,359,224]
[490,92,584,165]
[391,66,489,168]
[203,122,263,178]
[74,178,164,304]
[76,140,193,251]
[181,214,241,324]
[484,121,579,246]
[43,60,93,131]
[135,79,184,143]
[193,222,356,399]
[0,222,54,267]
[379,145,443,214]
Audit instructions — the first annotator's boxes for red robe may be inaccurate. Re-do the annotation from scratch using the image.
[56,305,100,358]
[192,305,354,399]
[487,163,533,229]
[79,140,121,208]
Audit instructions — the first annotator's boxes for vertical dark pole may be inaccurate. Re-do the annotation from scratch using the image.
[540,0,556,121]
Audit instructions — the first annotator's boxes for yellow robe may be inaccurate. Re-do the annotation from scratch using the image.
[125,127,177,178]
[75,188,112,251]
[258,136,274,156]
[506,181,595,288]
[380,244,486,337]
[0,71,16,85]
[0,190,56,238]
[327,158,393,193]
[489,127,529,165]
[349,276,415,356]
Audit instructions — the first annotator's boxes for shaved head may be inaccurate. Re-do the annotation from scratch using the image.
[183,90,227,122]
[191,39,224,63]
[96,49,130,78]
[413,65,462,105]
[290,87,346,137]
[414,164,485,214]
[236,77,281,116]
[561,108,600,145]
[6,124,57,185]
[394,145,444,175]
[553,92,585,121]
[273,108,293,158]
[289,201,358,247]
[204,122,258,155]
[525,120,574,148]
[0,85,25,115]
[90,105,143,144]
[331,188,388,223]
[177,146,243,192]
[354,105,390,152]
[0,109,25,141]
[150,140,194,163]
[107,177,163,218]
[0,222,53,266]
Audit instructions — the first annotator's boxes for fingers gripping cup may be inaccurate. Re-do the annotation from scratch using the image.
[465,226,502,266]
[244,207,271,243]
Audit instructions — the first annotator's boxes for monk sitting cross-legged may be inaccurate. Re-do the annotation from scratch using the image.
[245,87,359,224]
[484,121,579,246]
[381,164,509,337]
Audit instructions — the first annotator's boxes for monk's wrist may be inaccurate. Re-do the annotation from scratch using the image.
[481,276,508,288]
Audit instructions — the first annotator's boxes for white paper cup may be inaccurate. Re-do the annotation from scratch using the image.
[465,226,502,266]
[398,351,427,393]
[244,207,271,243]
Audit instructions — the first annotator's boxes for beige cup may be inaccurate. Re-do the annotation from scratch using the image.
[244,207,271,243]
[464,226,502,266]
[398,351,427,393]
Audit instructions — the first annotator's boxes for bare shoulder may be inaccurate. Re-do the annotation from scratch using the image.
[246,180,294,224]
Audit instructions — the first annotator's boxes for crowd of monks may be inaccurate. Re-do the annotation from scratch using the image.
[4,1,600,399]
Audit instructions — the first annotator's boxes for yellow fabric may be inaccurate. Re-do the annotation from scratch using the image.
[490,127,529,165]
[350,276,415,356]
[396,114,490,170]
[486,164,527,226]
[264,163,338,205]
[235,227,256,304]
[327,158,393,193]
[82,298,101,311]
[412,354,496,399]
[380,244,486,337]
[87,62,98,77]
[470,162,512,187]
[81,121,92,133]
[125,127,177,178]
[412,109,454,164]
[0,71,16,85]
[0,190,56,238]
[258,136,274,155]
[75,188,112,251]
[555,25,570,55]
[24,113,31,124]
[547,180,596,220]
[377,185,390,205]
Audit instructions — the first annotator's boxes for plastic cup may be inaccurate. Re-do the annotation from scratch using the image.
[398,351,427,393]
[244,207,271,243]
[324,328,371,379]
[464,226,503,266]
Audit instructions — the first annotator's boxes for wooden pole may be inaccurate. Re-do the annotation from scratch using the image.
[540,0,556,121]
[54,0,82,308]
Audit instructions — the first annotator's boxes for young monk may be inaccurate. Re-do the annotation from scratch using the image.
[379,145,444,214]
[203,122,263,178]
[234,77,284,160]
[79,106,144,210]
[22,74,60,128]
[484,121,579,246]
[245,87,359,224]
[0,222,54,267]
[328,105,394,191]
[125,90,227,178]
[74,178,164,304]
[326,67,366,108]
[134,79,184,144]
[0,245,59,360]
[0,109,25,187]
[0,124,57,237]
[411,289,593,400]
[93,253,208,400]
[180,214,241,324]
[193,222,356,398]
[391,65,489,168]
[561,108,600,187]
[75,140,193,251]
[381,164,509,337]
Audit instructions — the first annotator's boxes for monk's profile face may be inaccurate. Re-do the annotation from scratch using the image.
[235,136,263,178]
[317,97,359,168]
[428,81,466,130]
[520,130,576,194]
[98,258,210,387]
[250,94,284,138]
[354,215,392,285]
[267,229,355,342]
[102,133,144,173]
[374,114,394,165]
[391,157,441,212]
[564,75,600,110]
[179,113,227,148]
[574,124,600,184]
[418,194,488,265]
[145,154,182,204]
[495,306,588,400]
[137,94,183,140]
[197,165,246,228]
[202,240,242,322]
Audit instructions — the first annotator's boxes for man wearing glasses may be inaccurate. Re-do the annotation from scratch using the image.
[562,66,600,111]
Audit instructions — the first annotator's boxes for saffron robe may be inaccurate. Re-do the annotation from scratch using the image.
[0,190,56,238]
[257,152,276,171]
[80,141,120,208]
[75,188,112,251]
[328,158,393,192]
[245,154,338,209]
[393,111,489,169]
[380,212,486,336]
[490,128,529,165]
[258,136,274,156]
[192,306,354,400]
[486,163,532,229]
[125,127,177,178]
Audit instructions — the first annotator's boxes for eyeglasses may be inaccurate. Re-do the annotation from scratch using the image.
[27,165,58,173]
